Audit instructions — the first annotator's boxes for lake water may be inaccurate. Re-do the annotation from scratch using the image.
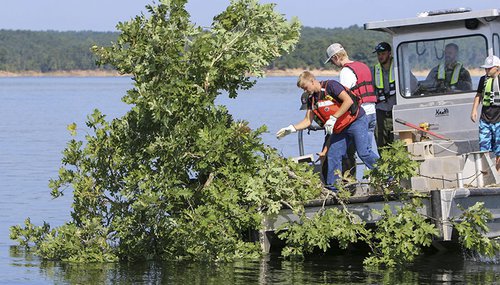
[1,76,500,284]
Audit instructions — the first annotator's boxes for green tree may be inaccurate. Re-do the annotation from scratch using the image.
[10,0,320,262]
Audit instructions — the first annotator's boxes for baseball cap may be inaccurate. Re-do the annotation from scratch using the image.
[373,42,392,53]
[299,92,309,110]
[324,43,345,64]
[480,55,500,68]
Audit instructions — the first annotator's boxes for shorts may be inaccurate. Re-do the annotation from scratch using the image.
[479,119,500,156]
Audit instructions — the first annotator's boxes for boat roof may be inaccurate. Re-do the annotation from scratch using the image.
[364,8,500,31]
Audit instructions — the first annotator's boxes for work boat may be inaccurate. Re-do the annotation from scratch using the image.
[261,8,500,253]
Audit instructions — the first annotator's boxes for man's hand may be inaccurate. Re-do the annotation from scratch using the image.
[276,124,296,139]
[471,110,477,123]
[324,116,337,135]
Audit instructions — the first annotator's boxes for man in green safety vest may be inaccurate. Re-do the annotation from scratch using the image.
[425,43,472,93]
[372,42,417,148]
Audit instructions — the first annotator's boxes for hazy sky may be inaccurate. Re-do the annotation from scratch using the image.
[0,0,498,31]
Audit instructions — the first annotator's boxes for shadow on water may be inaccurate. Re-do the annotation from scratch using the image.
[9,245,500,284]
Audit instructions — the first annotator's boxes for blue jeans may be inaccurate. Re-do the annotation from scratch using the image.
[366,113,379,156]
[326,113,380,188]
[355,112,379,181]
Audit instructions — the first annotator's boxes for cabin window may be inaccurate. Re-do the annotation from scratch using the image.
[397,35,487,98]
[494,33,500,56]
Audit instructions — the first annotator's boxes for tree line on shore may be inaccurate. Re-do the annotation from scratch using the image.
[0,25,487,74]
[0,26,390,73]
[0,30,117,72]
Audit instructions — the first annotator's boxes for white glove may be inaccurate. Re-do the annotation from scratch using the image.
[276,124,297,139]
[324,116,337,135]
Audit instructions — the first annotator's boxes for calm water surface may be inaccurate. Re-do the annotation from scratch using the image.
[0,76,499,284]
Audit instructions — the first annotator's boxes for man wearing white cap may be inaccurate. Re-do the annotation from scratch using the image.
[324,43,379,180]
[471,55,500,172]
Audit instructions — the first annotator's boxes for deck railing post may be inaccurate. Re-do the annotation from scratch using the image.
[473,152,484,187]
[430,190,444,240]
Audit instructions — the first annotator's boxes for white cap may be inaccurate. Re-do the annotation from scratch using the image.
[480,55,500,68]
[324,43,345,64]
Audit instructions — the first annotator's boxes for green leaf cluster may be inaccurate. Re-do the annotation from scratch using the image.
[278,208,372,258]
[453,202,500,257]
[367,140,419,196]
[364,198,439,267]
[10,218,117,262]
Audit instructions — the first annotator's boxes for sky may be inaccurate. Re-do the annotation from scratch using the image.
[0,0,499,32]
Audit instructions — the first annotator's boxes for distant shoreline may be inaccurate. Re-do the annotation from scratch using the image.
[0,70,125,77]
[0,68,485,78]
[263,68,486,77]
[0,69,336,78]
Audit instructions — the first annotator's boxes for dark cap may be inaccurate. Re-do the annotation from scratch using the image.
[300,92,309,110]
[373,42,391,53]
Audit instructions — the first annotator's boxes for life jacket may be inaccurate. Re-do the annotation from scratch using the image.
[373,61,396,102]
[310,81,359,134]
[483,76,500,107]
[437,62,463,86]
[344,61,377,103]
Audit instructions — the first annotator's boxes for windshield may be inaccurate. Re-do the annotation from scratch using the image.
[397,35,487,97]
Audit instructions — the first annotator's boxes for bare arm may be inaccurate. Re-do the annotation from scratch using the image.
[471,92,481,122]
[292,109,315,130]
[333,90,353,118]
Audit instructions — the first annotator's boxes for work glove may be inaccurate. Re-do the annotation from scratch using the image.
[324,116,337,135]
[276,124,296,139]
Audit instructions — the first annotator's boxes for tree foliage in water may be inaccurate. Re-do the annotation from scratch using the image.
[9,0,499,267]
[10,0,318,262]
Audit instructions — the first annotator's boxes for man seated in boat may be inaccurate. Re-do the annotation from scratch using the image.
[423,43,473,93]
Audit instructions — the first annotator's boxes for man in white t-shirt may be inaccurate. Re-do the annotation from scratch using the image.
[324,43,379,180]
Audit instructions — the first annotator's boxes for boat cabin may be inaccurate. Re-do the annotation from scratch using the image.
[365,8,500,150]
[364,8,500,190]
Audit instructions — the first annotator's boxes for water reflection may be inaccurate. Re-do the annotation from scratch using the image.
[9,245,500,284]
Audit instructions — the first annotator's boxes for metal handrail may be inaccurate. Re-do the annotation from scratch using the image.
[298,126,324,156]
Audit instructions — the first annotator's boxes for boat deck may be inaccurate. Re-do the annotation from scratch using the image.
[261,187,500,253]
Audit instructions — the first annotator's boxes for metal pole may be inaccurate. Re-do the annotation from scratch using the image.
[430,190,444,240]
[473,152,484,187]
[298,130,304,156]
[456,172,464,188]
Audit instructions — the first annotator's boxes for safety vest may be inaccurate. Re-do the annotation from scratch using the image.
[344,61,377,103]
[373,61,396,102]
[310,81,359,134]
[437,62,463,86]
[483,76,500,107]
